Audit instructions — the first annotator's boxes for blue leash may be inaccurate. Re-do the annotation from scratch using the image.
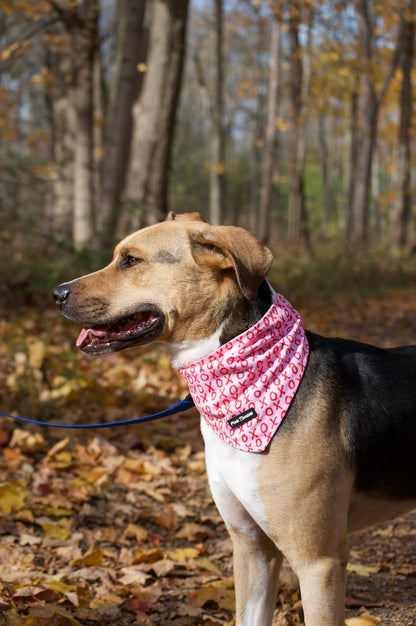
[0,395,195,429]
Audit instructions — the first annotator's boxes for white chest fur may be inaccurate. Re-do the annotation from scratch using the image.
[201,418,268,533]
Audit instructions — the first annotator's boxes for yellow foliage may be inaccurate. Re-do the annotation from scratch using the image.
[274,115,292,132]
[0,0,50,20]
[1,40,29,61]
[0,482,25,514]
[44,580,77,594]
[237,78,259,99]
[188,579,235,612]
[31,68,55,88]
[204,161,226,175]
[168,547,200,562]
[133,548,166,564]
[43,33,67,49]
[70,543,104,567]
[30,165,57,180]
[41,522,71,541]
[347,562,380,577]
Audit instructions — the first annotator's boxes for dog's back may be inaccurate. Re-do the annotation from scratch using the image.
[303,332,416,501]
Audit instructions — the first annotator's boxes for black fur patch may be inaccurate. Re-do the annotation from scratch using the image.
[302,332,416,500]
[219,280,273,345]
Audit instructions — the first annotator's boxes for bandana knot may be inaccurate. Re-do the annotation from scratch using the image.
[179,293,309,452]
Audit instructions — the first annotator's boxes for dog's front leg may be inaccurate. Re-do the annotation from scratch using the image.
[202,423,281,625]
[228,523,282,626]
[294,555,347,626]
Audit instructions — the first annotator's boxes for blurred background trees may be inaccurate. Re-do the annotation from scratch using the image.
[0,0,415,262]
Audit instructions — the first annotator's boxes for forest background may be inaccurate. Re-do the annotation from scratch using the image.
[0,0,415,276]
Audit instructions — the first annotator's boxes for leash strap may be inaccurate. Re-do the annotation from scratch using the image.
[0,395,195,429]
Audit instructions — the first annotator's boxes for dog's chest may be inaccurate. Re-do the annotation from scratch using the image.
[201,418,268,530]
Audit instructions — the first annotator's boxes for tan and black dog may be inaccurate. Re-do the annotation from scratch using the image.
[53,212,416,625]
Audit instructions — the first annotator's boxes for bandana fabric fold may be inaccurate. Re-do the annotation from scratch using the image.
[179,293,309,452]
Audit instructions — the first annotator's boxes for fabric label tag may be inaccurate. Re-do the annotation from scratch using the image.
[228,408,258,429]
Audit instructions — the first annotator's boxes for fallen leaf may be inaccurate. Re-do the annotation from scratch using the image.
[9,429,45,453]
[41,522,71,541]
[12,584,55,605]
[133,548,165,564]
[142,487,165,502]
[347,563,380,577]
[46,438,70,461]
[168,547,200,562]
[27,338,47,369]
[0,482,25,513]
[188,579,235,611]
[70,543,103,567]
[155,504,178,530]
[175,522,213,541]
[123,523,148,543]
[119,567,150,586]
[193,557,219,573]
[45,580,77,594]
[89,591,124,609]
[151,559,176,577]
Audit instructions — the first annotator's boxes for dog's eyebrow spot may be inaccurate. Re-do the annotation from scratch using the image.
[152,250,179,264]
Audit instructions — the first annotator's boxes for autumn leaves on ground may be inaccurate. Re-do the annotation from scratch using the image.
[0,274,415,625]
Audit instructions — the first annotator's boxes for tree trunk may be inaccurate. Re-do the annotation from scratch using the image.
[389,8,414,250]
[96,0,147,248]
[372,143,381,240]
[209,0,225,225]
[349,0,402,243]
[46,27,75,238]
[92,46,105,230]
[346,84,358,238]
[125,0,189,226]
[47,0,99,249]
[258,18,280,244]
[70,1,99,249]
[350,85,377,243]
[248,111,263,234]
[318,115,331,230]
[287,5,310,247]
[72,51,94,249]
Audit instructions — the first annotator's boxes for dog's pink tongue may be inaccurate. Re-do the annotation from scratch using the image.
[76,328,91,348]
[76,327,109,348]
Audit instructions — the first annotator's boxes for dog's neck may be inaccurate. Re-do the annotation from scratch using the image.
[171,281,275,369]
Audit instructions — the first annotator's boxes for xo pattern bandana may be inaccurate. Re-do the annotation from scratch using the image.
[179,293,309,452]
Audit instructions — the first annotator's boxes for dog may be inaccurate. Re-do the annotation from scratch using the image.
[52,212,416,625]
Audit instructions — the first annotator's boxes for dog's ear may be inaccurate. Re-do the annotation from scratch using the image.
[190,226,273,301]
[166,211,207,223]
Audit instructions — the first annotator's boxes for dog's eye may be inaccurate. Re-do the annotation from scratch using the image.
[122,255,143,268]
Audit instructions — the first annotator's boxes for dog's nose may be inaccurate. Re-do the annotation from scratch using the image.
[52,284,71,307]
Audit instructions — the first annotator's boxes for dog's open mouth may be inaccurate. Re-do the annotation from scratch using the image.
[76,308,164,354]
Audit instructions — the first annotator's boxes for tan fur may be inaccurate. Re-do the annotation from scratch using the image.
[258,409,352,625]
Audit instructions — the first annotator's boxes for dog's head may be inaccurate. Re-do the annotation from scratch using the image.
[52,212,273,354]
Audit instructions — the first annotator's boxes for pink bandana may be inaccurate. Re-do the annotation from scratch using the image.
[179,293,309,452]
